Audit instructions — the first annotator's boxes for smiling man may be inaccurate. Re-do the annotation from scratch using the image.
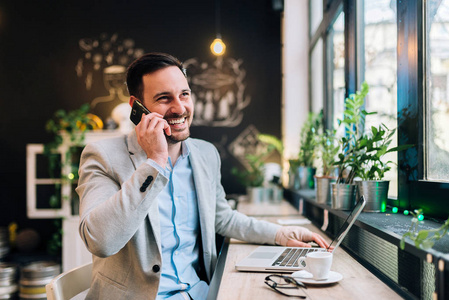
[76,53,329,300]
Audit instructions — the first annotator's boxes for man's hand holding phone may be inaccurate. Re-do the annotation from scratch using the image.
[131,100,171,167]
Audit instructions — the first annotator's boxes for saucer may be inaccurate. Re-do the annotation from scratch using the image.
[292,270,343,285]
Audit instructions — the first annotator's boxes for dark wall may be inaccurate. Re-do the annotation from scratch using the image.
[0,0,281,249]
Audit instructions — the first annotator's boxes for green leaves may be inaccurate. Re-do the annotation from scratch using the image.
[258,134,283,155]
[400,209,449,250]
[334,82,370,183]
[298,112,322,167]
[231,152,265,187]
[316,128,340,176]
[44,104,93,256]
[232,134,282,188]
[332,81,414,182]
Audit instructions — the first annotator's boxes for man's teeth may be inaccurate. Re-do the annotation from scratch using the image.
[168,118,185,125]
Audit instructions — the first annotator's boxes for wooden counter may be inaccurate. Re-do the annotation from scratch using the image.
[211,200,403,300]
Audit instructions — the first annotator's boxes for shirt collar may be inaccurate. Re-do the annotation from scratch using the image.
[180,140,190,158]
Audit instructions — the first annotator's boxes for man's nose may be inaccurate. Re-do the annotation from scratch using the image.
[170,98,186,114]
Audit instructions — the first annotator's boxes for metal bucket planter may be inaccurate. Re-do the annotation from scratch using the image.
[288,167,299,189]
[356,180,389,212]
[246,187,267,203]
[297,166,316,190]
[314,176,336,205]
[331,183,357,210]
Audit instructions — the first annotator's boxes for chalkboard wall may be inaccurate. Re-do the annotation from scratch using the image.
[0,0,281,252]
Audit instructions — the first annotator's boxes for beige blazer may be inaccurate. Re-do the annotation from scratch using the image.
[76,131,280,300]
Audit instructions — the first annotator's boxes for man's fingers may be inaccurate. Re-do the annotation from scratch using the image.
[154,120,171,136]
[286,239,312,248]
[312,233,330,249]
[163,120,171,136]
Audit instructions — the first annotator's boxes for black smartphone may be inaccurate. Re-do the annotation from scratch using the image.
[130,99,151,125]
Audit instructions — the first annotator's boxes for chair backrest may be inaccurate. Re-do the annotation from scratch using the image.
[46,263,92,300]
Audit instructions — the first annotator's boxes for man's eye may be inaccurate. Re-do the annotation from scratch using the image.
[181,92,190,97]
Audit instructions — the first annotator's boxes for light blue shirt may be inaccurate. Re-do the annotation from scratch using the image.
[149,142,209,300]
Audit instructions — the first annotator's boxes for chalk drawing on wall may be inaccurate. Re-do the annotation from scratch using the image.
[76,33,144,105]
[228,125,271,170]
[212,135,229,160]
[184,57,251,127]
[76,33,145,132]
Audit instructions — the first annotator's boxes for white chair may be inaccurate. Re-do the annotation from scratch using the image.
[46,263,92,300]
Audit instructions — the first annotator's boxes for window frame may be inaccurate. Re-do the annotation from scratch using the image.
[397,0,449,219]
[309,0,344,129]
[310,0,449,219]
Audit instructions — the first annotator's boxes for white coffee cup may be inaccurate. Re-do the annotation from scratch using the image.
[298,251,333,280]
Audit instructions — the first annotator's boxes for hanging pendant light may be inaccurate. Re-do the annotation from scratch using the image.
[211,0,226,56]
[210,36,226,56]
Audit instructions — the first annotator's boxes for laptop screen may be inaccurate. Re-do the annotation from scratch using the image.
[327,196,366,251]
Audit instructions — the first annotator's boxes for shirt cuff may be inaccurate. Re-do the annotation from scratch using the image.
[145,158,166,174]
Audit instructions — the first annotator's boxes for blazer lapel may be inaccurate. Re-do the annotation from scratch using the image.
[126,131,162,253]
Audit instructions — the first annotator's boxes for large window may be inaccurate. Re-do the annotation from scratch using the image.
[309,0,449,218]
[331,11,345,128]
[426,0,449,181]
[363,0,398,197]
[311,38,324,114]
[310,0,323,36]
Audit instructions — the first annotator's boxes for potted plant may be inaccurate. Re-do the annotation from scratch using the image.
[232,134,284,203]
[333,82,413,211]
[257,134,284,202]
[43,103,103,254]
[287,158,301,189]
[314,128,340,205]
[332,82,371,209]
[354,123,412,211]
[295,112,321,190]
[231,152,266,202]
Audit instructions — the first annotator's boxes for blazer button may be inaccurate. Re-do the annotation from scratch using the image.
[152,264,160,273]
[145,176,153,184]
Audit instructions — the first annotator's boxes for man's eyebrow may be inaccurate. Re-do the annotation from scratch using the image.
[153,92,170,100]
[153,89,191,99]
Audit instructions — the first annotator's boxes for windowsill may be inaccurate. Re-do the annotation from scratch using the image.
[284,188,449,257]
[284,188,449,299]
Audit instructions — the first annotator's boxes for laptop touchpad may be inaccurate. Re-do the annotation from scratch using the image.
[249,252,278,259]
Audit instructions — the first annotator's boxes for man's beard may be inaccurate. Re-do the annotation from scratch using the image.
[164,112,191,144]
[165,128,190,144]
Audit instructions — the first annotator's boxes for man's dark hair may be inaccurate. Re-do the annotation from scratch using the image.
[126,52,185,100]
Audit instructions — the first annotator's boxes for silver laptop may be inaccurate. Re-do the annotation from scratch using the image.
[235,196,366,273]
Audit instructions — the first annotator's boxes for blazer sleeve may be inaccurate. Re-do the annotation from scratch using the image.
[76,141,168,257]
[206,144,280,245]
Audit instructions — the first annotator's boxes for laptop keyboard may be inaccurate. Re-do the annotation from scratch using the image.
[272,248,322,267]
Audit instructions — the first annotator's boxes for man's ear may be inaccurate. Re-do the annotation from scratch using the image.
[129,96,137,107]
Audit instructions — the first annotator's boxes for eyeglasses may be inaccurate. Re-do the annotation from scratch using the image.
[264,274,308,298]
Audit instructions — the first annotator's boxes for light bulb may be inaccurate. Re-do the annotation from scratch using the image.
[210,38,226,56]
